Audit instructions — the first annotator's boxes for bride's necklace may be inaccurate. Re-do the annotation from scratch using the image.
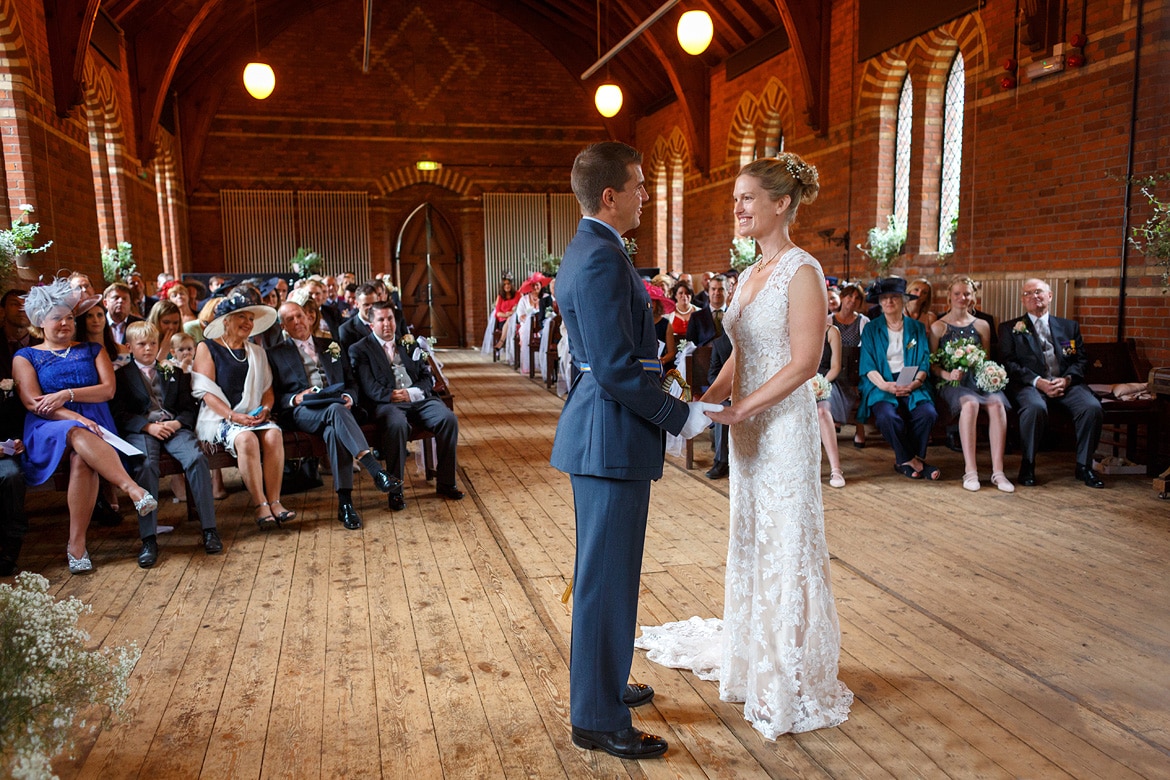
[755,241,793,273]
[218,338,248,363]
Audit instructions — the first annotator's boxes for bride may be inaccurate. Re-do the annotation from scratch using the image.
[636,153,853,738]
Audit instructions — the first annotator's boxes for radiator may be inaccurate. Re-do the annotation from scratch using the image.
[975,276,1072,327]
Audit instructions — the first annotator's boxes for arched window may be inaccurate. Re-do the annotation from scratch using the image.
[893,75,912,231]
[753,119,783,160]
[939,53,964,254]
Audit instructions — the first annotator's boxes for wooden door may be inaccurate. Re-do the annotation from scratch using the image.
[395,203,463,346]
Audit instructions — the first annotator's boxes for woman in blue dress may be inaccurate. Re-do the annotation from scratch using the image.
[12,279,158,574]
[928,276,1014,493]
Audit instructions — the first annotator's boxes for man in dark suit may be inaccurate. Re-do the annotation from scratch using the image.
[685,273,729,347]
[0,289,33,575]
[103,282,144,344]
[705,330,732,479]
[999,278,1104,488]
[269,302,398,529]
[349,301,462,511]
[549,142,717,761]
[114,321,223,567]
[338,283,379,352]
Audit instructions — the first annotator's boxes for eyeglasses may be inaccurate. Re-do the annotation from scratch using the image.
[1021,290,1048,298]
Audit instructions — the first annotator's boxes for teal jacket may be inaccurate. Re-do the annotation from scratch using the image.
[857,315,934,421]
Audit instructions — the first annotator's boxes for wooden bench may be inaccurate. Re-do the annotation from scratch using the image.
[1083,339,1158,475]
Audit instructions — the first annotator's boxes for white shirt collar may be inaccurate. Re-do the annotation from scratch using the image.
[134,358,154,372]
[583,215,624,245]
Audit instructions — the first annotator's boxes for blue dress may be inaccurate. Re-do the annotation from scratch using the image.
[17,341,119,486]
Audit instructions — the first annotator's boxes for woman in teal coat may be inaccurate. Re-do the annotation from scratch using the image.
[858,277,940,479]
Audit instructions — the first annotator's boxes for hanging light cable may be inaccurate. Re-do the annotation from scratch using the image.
[594,0,623,117]
[243,0,275,100]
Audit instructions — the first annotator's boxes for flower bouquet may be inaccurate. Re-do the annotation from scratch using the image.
[975,360,1009,393]
[0,572,140,779]
[811,373,832,401]
[930,336,986,387]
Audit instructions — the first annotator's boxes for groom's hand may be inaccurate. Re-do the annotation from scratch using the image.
[680,401,723,439]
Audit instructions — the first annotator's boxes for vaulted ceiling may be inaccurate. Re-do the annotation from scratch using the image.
[45,1,830,175]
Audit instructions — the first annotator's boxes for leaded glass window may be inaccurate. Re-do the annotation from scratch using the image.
[939,54,965,254]
[893,75,912,231]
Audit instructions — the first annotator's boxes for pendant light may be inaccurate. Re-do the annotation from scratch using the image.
[595,84,623,117]
[243,0,275,100]
[677,10,713,55]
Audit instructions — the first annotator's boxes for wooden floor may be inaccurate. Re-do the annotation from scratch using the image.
[18,350,1169,779]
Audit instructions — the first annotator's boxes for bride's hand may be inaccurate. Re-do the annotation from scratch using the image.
[706,404,741,426]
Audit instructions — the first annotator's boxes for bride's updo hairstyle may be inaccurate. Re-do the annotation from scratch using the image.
[738,152,820,226]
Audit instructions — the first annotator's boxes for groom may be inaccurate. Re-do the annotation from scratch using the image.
[550,142,716,760]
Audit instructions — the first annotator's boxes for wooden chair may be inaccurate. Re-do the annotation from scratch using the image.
[544,314,562,390]
[683,344,714,469]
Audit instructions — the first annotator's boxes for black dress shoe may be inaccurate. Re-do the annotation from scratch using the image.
[338,502,363,530]
[1076,464,1105,489]
[571,726,667,759]
[137,536,159,569]
[705,462,728,479]
[92,496,123,527]
[388,490,407,511]
[1018,461,1037,487]
[946,432,963,452]
[436,483,464,500]
[622,683,654,707]
[202,529,224,555]
[373,470,401,494]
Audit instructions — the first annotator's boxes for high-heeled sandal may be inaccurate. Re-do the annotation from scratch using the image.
[270,502,296,525]
[255,502,277,529]
[134,492,159,516]
[829,468,846,488]
[67,550,94,574]
[962,472,981,491]
[991,471,1016,493]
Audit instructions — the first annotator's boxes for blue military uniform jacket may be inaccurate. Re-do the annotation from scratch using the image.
[550,219,688,481]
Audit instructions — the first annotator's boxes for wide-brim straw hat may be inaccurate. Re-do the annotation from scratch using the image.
[202,292,278,340]
[866,276,918,304]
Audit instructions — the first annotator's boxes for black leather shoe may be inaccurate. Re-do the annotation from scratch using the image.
[571,726,667,759]
[622,683,654,707]
[388,491,407,511]
[202,529,224,555]
[338,502,363,530]
[373,470,401,494]
[705,462,728,479]
[946,432,962,452]
[137,536,159,569]
[1076,464,1105,489]
[92,496,123,527]
[1018,460,1036,487]
[436,483,464,500]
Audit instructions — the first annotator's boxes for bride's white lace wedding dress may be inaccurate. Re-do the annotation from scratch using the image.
[636,248,853,739]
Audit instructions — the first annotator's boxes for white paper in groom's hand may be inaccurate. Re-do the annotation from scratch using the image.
[97,425,144,456]
[895,366,918,386]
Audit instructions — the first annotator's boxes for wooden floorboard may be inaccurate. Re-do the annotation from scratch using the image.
[9,349,1166,779]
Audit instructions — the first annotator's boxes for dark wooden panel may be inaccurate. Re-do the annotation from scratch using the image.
[857,0,981,61]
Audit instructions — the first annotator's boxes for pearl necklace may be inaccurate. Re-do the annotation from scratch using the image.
[218,338,249,363]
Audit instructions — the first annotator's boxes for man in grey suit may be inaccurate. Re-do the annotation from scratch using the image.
[550,142,717,760]
[998,278,1104,488]
[269,302,398,529]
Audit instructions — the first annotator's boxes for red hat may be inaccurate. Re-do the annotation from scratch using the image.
[644,280,676,313]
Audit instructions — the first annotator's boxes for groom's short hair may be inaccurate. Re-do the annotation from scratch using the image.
[571,142,642,216]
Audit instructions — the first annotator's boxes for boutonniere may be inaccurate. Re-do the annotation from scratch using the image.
[1013,321,1029,334]
[400,334,416,347]
[907,338,917,349]
[1062,339,1076,356]
[325,342,342,362]
[0,378,15,396]
[157,362,175,381]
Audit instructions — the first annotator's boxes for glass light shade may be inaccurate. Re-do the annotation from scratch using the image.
[595,84,623,117]
[243,62,275,100]
[416,161,442,171]
[677,10,713,55]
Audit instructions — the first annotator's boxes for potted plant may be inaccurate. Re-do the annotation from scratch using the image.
[856,215,907,275]
[729,237,759,271]
[290,246,323,280]
[1129,175,1170,290]
[101,242,136,284]
[0,572,139,778]
[0,205,53,286]
[541,251,562,275]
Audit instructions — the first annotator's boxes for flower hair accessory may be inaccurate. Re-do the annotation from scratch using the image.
[22,277,100,328]
[781,153,819,189]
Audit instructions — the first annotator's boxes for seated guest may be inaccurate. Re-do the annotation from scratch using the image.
[704,330,732,480]
[350,302,463,511]
[858,277,940,480]
[816,319,845,488]
[114,322,223,566]
[12,279,158,573]
[831,282,870,447]
[341,283,358,319]
[103,282,142,345]
[998,278,1103,488]
[188,296,221,345]
[126,272,153,318]
[338,283,378,351]
[148,300,184,364]
[76,300,128,363]
[669,281,696,339]
[158,280,199,330]
[0,289,33,574]
[68,271,96,298]
[930,277,1013,492]
[685,274,729,347]
[905,278,936,328]
[484,276,519,355]
[644,282,676,367]
[192,293,293,528]
[170,332,197,373]
[268,302,398,529]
